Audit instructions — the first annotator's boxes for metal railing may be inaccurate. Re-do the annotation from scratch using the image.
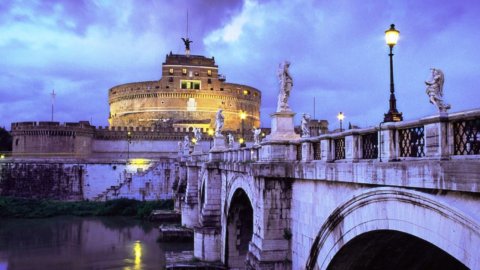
[296,144,302,161]
[453,117,480,155]
[399,126,425,158]
[362,133,378,159]
[312,142,321,160]
[334,138,345,160]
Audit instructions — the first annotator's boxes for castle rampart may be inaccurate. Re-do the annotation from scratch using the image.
[11,121,95,157]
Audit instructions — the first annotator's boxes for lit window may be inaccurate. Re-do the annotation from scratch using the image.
[180,80,201,90]
[169,68,174,75]
[182,68,187,75]
[207,70,212,76]
[243,90,249,95]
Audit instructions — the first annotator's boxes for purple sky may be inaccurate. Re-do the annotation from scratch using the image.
[1,0,479,130]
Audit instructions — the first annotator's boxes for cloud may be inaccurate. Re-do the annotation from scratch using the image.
[204,0,480,128]
[0,0,243,128]
[0,0,479,132]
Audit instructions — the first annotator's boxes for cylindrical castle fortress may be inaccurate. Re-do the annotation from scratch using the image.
[108,52,261,133]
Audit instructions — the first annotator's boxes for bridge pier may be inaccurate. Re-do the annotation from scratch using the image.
[181,162,200,228]
[194,163,223,261]
[246,178,292,270]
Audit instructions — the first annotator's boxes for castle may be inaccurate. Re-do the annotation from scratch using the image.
[2,43,328,202]
[11,48,263,158]
[2,44,264,201]
[109,52,261,132]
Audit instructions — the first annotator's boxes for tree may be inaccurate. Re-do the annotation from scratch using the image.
[0,127,12,151]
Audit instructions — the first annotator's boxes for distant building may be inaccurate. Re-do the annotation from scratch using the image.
[108,52,261,133]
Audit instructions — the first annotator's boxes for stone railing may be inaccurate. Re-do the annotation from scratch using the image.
[183,109,480,164]
[298,109,480,163]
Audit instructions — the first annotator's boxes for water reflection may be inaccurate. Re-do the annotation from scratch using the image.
[0,217,192,270]
[134,241,142,270]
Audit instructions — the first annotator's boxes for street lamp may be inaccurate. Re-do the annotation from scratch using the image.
[337,112,345,132]
[240,111,246,147]
[383,24,403,122]
[127,131,132,161]
[208,128,214,148]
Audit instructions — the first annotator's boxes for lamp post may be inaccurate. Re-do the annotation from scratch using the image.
[127,131,132,161]
[208,128,214,148]
[383,24,403,122]
[240,111,246,147]
[337,112,344,132]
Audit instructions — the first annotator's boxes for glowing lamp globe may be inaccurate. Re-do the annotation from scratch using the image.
[385,24,399,47]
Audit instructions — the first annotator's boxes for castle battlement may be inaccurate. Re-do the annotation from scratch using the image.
[12,121,94,133]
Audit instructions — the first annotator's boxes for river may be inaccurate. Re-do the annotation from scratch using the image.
[0,216,192,270]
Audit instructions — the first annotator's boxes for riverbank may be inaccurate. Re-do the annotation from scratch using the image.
[0,196,173,218]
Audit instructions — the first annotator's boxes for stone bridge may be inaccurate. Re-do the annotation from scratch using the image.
[176,109,480,269]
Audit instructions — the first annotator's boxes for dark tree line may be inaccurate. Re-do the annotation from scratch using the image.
[0,127,12,151]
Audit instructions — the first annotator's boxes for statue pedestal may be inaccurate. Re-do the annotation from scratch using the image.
[264,111,300,142]
[260,111,300,162]
[209,135,227,161]
[211,135,226,151]
[192,144,203,155]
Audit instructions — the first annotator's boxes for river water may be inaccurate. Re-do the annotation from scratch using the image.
[0,216,192,270]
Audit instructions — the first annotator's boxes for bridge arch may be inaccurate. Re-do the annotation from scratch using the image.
[223,175,255,269]
[305,187,480,270]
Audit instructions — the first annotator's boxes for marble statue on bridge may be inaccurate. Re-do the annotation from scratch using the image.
[301,113,311,137]
[183,135,190,155]
[277,61,293,112]
[227,133,234,148]
[425,68,450,113]
[193,128,202,143]
[215,109,224,136]
[253,127,261,146]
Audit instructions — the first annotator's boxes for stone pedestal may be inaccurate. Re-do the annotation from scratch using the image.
[209,135,227,161]
[301,141,312,161]
[211,135,226,151]
[260,111,300,162]
[265,111,300,142]
[379,123,397,162]
[192,144,203,155]
[345,134,360,162]
[424,115,450,159]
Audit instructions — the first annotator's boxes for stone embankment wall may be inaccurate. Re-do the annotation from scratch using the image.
[0,162,83,200]
[0,159,178,201]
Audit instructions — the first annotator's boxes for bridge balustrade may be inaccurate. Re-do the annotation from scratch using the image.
[453,117,480,155]
[312,142,321,160]
[334,138,346,160]
[188,110,480,164]
[296,144,302,161]
[361,132,378,159]
[398,126,425,158]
